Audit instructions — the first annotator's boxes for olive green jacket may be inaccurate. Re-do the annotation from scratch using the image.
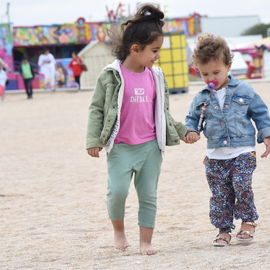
[86,60,187,152]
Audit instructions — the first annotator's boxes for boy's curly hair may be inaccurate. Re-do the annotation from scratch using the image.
[192,33,233,66]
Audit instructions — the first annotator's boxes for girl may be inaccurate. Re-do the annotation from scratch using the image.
[185,33,270,247]
[86,4,190,255]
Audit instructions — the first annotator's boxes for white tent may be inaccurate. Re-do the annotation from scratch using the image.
[187,35,263,77]
[230,51,247,77]
[263,51,270,79]
[78,41,115,90]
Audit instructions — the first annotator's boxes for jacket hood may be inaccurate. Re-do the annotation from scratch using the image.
[104,59,163,78]
[104,59,122,73]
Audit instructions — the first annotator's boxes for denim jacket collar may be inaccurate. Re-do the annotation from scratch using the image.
[201,75,239,92]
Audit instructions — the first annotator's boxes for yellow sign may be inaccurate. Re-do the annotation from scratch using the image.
[156,33,188,93]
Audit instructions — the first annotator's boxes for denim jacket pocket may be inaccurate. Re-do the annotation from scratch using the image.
[231,95,251,115]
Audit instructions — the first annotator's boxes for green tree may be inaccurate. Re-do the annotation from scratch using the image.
[242,23,270,37]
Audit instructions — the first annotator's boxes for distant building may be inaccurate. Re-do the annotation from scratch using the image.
[0,13,264,90]
[0,13,201,90]
[201,15,260,36]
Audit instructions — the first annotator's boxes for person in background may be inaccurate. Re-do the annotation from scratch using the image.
[38,49,56,90]
[255,44,267,77]
[0,63,7,102]
[0,57,8,70]
[55,63,67,88]
[68,52,84,89]
[20,57,35,99]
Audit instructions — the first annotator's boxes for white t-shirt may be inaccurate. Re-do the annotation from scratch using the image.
[38,53,56,73]
[206,88,255,159]
[0,69,7,86]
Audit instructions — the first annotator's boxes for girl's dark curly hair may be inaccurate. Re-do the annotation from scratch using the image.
[192,33,233,66]
[111,4,164,61]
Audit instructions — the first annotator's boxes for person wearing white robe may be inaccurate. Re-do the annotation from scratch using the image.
[38,49,56,90]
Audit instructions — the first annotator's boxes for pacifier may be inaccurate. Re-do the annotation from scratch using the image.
[207,80,219,90]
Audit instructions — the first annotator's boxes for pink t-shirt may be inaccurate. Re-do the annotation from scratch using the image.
[114,65,156,145]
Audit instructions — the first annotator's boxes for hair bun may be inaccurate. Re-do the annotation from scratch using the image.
[138,4,164,22]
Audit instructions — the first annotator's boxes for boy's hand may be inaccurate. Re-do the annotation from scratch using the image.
[87,147,103,158]
[183,131,200,144]
[261,137,270,158]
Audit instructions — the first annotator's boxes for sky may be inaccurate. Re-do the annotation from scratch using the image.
[0,0,269,26]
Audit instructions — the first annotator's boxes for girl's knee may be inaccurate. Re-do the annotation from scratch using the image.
[107,188,128,202]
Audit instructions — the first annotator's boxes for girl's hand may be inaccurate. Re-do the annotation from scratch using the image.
[261,137,270,158]
[183,131,200,144]
[87,147,103,158]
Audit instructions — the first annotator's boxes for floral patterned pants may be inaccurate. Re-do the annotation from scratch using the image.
[204,152,259,233]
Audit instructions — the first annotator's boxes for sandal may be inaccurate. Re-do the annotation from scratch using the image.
[213,233,231,247]
[236,222,257,242]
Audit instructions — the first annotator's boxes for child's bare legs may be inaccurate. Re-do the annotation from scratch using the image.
[111,221,156,254]
[140,226,156,255]
[111,220,129,250]
[107,141,162,254]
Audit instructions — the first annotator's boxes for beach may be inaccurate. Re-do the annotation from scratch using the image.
[1,82,270,270]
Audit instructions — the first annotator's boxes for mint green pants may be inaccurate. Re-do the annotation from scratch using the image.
[107,140,162,228]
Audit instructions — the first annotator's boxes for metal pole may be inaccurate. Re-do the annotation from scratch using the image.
[267,28,270,37]
[6,2,10,24]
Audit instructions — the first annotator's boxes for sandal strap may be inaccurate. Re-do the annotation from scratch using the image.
[242,221,257,228]
[237,230,254,237]
[214,234,231,244]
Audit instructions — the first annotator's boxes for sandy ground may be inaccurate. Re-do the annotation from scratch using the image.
[0,82,270,270]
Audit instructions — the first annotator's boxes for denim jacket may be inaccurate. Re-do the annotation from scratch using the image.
[185,76,270,149]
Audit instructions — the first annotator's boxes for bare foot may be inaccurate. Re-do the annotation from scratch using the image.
[114,231,129,251]
[140,226,156,255]
[140,243,157,255]
[111,220,129,251]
